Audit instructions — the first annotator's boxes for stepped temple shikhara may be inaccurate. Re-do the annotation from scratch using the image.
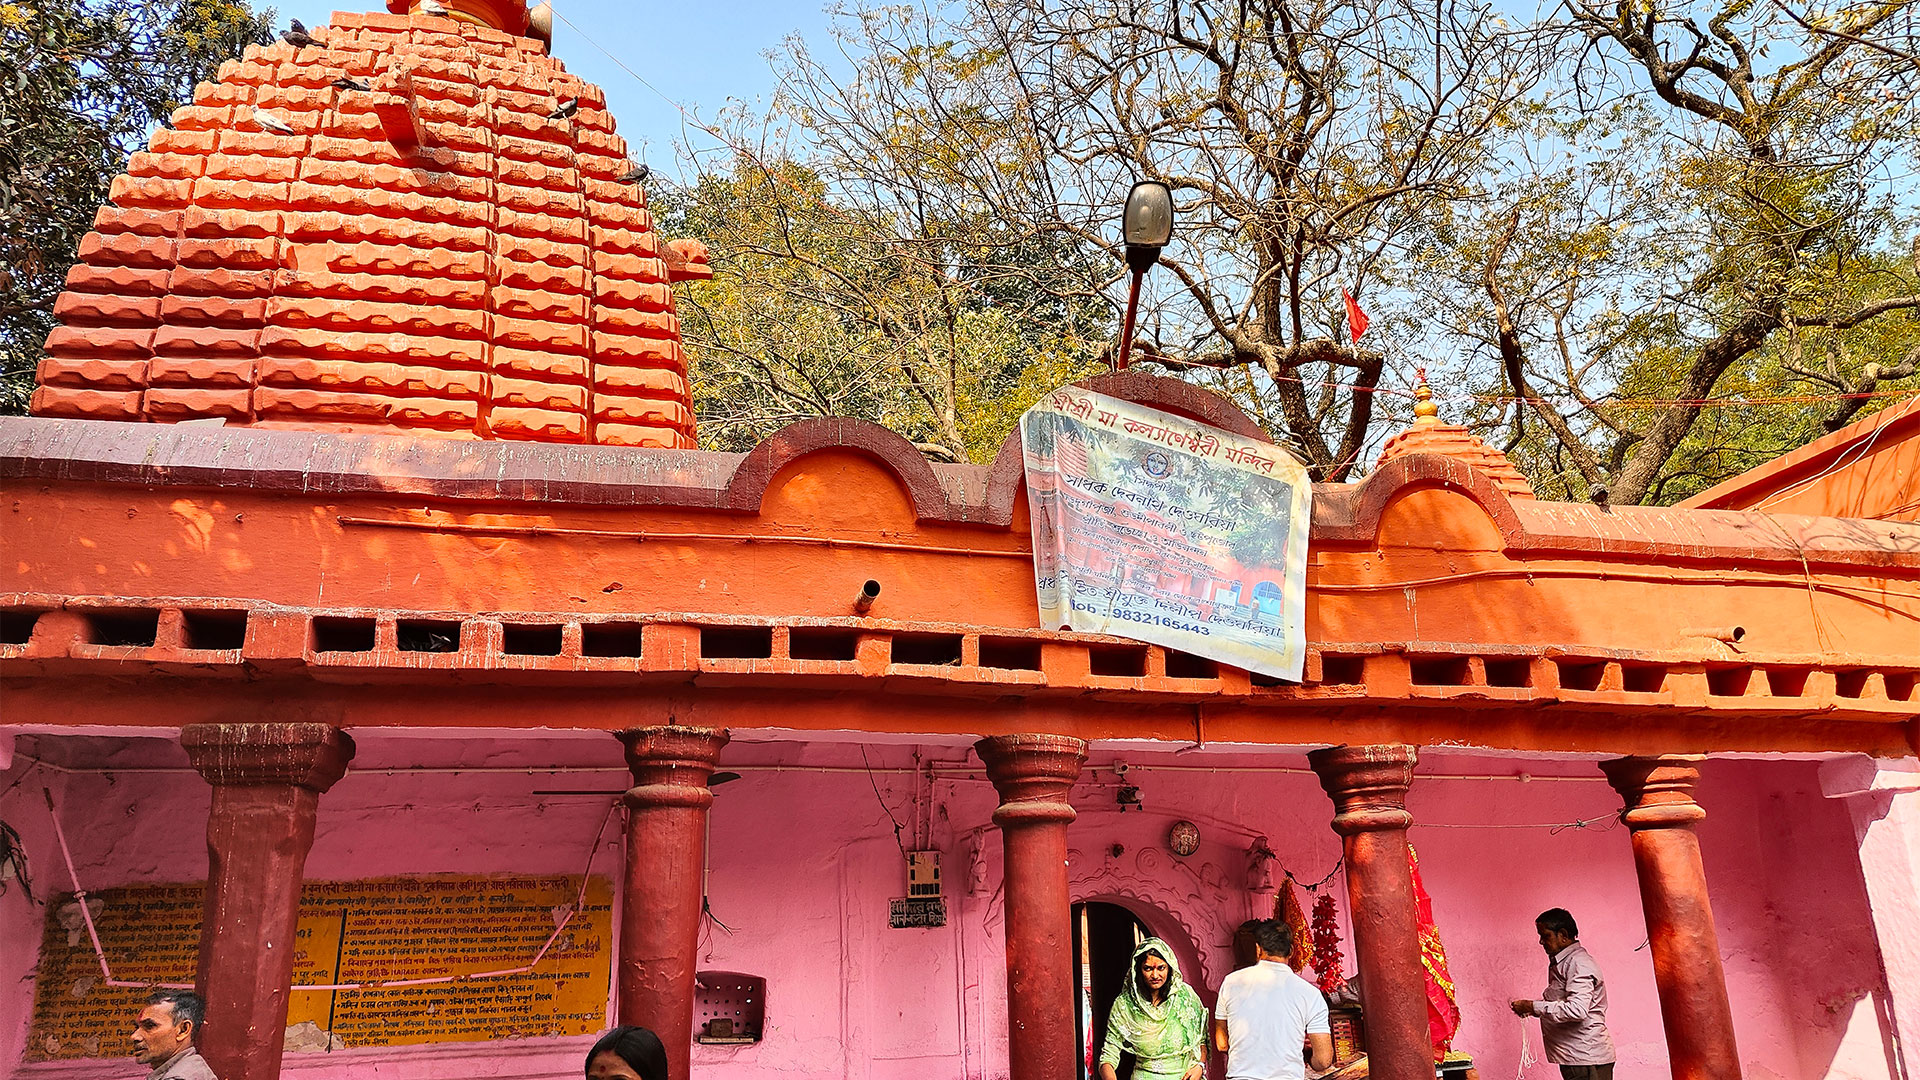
[29,0,705,447]
[1,2,1917,1080]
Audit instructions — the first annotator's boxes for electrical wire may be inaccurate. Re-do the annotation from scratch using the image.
[1753,397,1917,511]
[861,743,912,861]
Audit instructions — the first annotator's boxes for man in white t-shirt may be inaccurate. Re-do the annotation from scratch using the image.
[1213,919,1333,1080]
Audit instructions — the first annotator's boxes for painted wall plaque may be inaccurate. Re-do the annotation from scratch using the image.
[27,875,613,1060]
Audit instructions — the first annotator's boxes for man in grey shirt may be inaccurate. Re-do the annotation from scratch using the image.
[1510,908,1616,1080]
[132,990,218,1080]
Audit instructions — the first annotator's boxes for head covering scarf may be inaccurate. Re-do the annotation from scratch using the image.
[1098,937,1209,1080]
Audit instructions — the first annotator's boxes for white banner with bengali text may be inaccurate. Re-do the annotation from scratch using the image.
[1019,386,1312,681]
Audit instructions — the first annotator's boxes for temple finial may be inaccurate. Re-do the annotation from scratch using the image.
[1412,368,1440,422]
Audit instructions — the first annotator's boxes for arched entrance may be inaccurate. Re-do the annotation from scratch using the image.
[1073,900,1151,1079]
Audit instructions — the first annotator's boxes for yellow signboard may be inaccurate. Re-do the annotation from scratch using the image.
[27,875,613,1061]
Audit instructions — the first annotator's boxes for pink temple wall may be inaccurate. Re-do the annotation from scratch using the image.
[0,736,1903,1080]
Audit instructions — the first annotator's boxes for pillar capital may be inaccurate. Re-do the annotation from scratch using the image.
[1308,744,1417,835]
[182,723,354,792]
[1601,755,1708,830]
[976,733,1087,828]
[617,725,728,810]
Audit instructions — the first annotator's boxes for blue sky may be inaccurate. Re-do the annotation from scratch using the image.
[271,0,838,179]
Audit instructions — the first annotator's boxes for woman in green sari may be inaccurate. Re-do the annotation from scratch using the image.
[1097,937,1209,1080]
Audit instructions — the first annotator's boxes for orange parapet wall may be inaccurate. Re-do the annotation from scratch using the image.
[4,374,1918,756]
[31,6,698,448]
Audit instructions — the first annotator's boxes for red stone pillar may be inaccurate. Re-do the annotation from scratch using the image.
[181,723,354,1080]
[976,733,1087,1080]
[1309,745,1430,1080]
[616,725,729,1079]
[1602,756,1742,1080]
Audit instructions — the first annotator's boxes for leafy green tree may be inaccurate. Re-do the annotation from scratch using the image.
[1432,0,1920,503]
[661,154,1110,461]
[715,0,1916,499]
[0,0,274,412]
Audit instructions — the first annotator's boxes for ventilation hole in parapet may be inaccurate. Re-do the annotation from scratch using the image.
[1622,664,1667,694]
[1834,670,1871,699]
[312,617,376,653]
[1556,661,1607,692]
[890,633,963,667]
[1164,650,1216,679]
[503,624,564,656]
[84,610,159,648]
[1764,668,1810,697]
[581,623,645,658]
[1706,667,1752,697]
[1885,672,1917,702]
[183,610,248,651]
[1089,644,1148,678]
[1484,659,1531,688]
[701,626,773,660]
[1318,655,1365,686]
[979,638,1042,671]
[790,628,858,662]
[1250,671,1288,688]
[1410,657,1471,687]
[396,620,461,653]
[0,610,44,646]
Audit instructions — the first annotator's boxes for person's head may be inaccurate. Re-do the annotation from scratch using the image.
[1251,918,1294,963]
[1535,908,1579,956]
[1135,947,1173,1002]
[130,990,203,1066]
[586,1025,668,1080]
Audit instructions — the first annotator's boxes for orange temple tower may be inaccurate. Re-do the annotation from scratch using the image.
[30,0,707,447]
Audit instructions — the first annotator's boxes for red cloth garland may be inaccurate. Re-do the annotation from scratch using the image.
[1308,891,1346,994]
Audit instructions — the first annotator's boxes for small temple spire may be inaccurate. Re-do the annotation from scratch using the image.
[1412,367,1440,423]
[1374,365,1536,499]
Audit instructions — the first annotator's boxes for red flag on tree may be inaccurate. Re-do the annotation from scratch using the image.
[1342,288,1369,342]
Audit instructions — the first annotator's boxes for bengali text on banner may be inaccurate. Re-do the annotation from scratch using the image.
[1019,386,1312,681]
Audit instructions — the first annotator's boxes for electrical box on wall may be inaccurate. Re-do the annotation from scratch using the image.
[907,851,941,898]
[694,971,765,1044]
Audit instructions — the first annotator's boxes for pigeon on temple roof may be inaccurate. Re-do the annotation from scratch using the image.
[547,98,579,120]
[249,109,296,136]
[281,19,320,48]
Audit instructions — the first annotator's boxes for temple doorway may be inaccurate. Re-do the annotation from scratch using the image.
[1072,900,1152,1080]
